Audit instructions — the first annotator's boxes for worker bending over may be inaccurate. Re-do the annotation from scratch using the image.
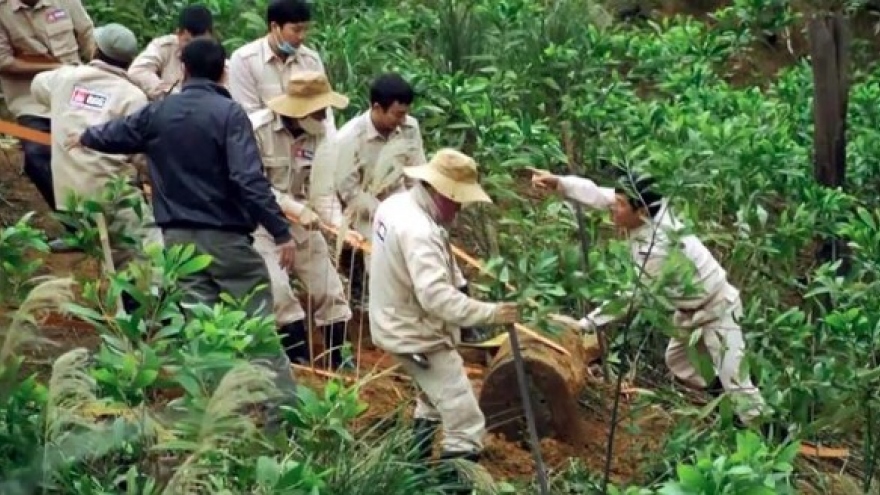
[530,168,767,428]
[249,71,353,371]
[31,23,162,296]
[128,4,213,100]
[0,0,95,252]
[369,149,519,493]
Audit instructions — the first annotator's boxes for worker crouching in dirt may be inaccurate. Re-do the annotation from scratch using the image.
[530,168,768,430]
[249,71,354,371]
[30,22,163,309]
[369,148,519,493]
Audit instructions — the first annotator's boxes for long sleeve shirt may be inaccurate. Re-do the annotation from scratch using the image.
[80,79,291,243]
[556,175,737,330]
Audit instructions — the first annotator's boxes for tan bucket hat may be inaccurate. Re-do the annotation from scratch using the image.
[403,148,492,204]
[267,71,349,118]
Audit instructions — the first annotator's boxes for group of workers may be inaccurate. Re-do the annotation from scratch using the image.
[0,0,771,492]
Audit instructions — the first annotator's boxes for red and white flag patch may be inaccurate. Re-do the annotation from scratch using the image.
[45,8,68,23]
[70,87,109,111]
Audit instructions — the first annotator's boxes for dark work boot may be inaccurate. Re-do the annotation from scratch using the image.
[321,321,351,371]
[279,320,310,365]
[437,451,480,494]
[410,418,440,463]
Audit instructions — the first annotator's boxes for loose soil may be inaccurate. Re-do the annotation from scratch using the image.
[0,144,670,485]
[2,2,868,484]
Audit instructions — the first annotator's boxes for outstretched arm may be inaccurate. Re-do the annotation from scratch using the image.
[80,104,154,154]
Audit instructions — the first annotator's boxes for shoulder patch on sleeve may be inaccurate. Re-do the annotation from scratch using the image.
[248,108,274,129]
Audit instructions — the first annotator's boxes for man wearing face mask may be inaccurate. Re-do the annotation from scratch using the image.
[227,0,333,131]
[249,71,354,371]
[128,4,214,100]
[369,148,519,493]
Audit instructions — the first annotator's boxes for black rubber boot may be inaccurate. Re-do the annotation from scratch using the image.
[279,320,310,365]
[321,321,350,371]
[437,451,480,494]
[410,418,440,462]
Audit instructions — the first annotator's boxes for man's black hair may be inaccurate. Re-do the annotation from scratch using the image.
[369,73,415,110]
[178,4,213,36]
[267,0,311,26]
[94,49,130,70]
[181,38,226,82]
[615,172,664,218]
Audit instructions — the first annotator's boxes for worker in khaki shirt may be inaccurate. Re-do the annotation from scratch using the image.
[330,72,490,342]
[369,149,519,493]
[0,0,95,251]
[327,73,425,311]
[127,4,213,100]
[529,169,769,430]
[226,0,333,129]
[249,71,353,371]
[31,23,163,312]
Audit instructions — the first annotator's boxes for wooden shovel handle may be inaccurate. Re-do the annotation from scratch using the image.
[0,119,52,146]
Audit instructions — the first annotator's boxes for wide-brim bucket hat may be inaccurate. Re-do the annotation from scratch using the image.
[267,70,349,118]
[404,148,492,204]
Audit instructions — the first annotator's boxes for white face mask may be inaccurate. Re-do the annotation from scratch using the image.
[298,116,325,136]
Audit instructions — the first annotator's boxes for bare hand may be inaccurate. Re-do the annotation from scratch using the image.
[345,230,365,246]
[276,239,296,271]
[491,302,520,324]
[526,167,560,190]
[63,133,82,151]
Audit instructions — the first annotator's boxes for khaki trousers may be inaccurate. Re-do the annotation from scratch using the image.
[394,347,485,454]
[666,297,765,423]
[252,226,351,326]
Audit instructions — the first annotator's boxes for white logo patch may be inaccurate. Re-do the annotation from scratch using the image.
[70,87,109,111]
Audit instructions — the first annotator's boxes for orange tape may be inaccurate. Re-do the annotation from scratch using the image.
[0,119,51,146]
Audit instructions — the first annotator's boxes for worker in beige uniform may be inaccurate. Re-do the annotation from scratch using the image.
[249,71,353,371]
[127,4,213,100]
[0,0,94,252]
[369,148,519,493]
[328,72,423,312]
[226,0,332,130]
[31,23,163,313]
[530,169,769,430]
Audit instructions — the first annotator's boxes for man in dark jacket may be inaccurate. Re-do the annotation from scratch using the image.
[66,37,299,410]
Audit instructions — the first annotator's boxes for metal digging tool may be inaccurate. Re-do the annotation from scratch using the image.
[505,322,550,495]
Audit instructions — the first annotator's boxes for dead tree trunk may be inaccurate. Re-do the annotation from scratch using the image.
[479,328,601,446]
[808,14,851,274]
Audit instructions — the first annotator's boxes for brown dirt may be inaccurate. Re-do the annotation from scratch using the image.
[1,145,667,485]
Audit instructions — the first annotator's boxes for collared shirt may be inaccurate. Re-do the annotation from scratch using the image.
[556,175,737,327]
[79,79,292,243]
[127,34,183,100]
[248,107,343,226]
[0,0,94,118]
[127,34,231,100]
[332,110,427,213]
[226,36,325,113]
[368,185,497,354]
[31,59,147,207]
